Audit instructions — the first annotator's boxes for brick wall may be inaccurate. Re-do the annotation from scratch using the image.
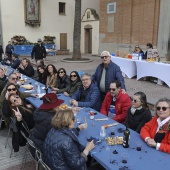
[100,0,160,47]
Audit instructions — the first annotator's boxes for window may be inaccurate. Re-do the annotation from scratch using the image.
[59,2,65,15]
[107,2,116,14]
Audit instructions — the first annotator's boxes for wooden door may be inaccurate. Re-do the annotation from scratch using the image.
[60,33,67,49]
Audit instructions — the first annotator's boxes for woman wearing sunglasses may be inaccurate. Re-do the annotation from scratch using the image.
[52,68,70,93]
[2,83,36,124]
[124,92,152,133]
[140,97,170,154]
[63,71,82,97]
[4,94,35,152]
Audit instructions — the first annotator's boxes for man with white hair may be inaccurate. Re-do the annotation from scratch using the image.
[93,51,125,101]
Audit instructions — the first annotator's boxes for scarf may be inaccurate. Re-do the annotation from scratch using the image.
[154,117,170,143]
[131,106,143,114]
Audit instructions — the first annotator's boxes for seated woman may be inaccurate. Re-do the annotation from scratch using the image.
[43,109,95,170]
[46,64,58,88]
[29,93,64,153]
[140,97,170,154]
[134,45,144,57]
[124,92,152,133]
[63,71,82,97]
[2,83,36,126]
[52,68,70,93]
[6,94,35,152]
[8,94,35,130]
[37,65,47,84]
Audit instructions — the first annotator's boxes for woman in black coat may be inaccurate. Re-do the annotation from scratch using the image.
[52,68,70,93]
[124,92,152,133]
[37,65,47,84]
[29,93,64,153]
[7,94,35,152]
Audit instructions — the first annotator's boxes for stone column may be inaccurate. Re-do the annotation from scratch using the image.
[157,0,170,60]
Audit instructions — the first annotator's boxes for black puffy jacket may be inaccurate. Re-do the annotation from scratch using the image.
[43,127,87,170]
[29,109,55,152]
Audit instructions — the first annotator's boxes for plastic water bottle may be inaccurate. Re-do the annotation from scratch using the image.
[108,105,116,119]
[139,54,142,61]
[37,84,41,94]
[100,126,106,137]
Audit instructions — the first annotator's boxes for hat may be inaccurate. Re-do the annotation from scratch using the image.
[39,93,64,110]
[37,38,42,42]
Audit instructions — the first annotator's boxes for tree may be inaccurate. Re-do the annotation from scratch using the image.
[72,0,81,60]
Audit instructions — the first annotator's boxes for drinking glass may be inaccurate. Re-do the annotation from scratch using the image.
[136,141,142,151]
[76,116,82,124]
[121,153,129,164]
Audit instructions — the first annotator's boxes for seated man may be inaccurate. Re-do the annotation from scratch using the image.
[18,58,34,77]
[1,53,11,65]
[10,53,21,69]
[100,80,131,123]
[70,73,101,111]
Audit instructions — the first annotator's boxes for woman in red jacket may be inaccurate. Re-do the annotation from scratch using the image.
[140,97,170,154]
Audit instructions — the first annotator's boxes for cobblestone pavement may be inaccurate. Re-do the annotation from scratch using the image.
[0,54,170,169]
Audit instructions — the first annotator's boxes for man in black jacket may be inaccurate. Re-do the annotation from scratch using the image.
[10,53,20,69]
[18,58,34,77]
[5,41,14,59]
[31,38,46,62]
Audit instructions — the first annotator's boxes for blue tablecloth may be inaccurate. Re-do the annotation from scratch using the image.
[3,65,170,170]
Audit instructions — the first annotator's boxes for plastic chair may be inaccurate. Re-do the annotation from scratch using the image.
[20,122,40,170]
[4,117,14,158]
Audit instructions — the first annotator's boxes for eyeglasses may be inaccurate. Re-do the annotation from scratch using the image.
[82,78,90,82]
[110,88,116,91]
[131,98,140,103]
[156,106,170,111]
[11,77,17,80]
[101,56,109,59]
[7,88,16,92]
[70,75,77,77]
[59,71,64,74]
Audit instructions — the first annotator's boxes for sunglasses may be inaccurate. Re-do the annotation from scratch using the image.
[17,76,21,79]
[59,71,64,74]
[156,106,170,111]
[7,88,16,92]
[101,56,109,59]
[110,88,116,91]
[131,98,140,103]
[12,96,19,103]
[70,75,77,77]
[11,77,17,80]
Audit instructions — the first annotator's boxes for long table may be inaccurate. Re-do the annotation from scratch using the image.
[5,67,170,170]
[135,60,170,87]
[111,57,170,87]
[111,56,137,78]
